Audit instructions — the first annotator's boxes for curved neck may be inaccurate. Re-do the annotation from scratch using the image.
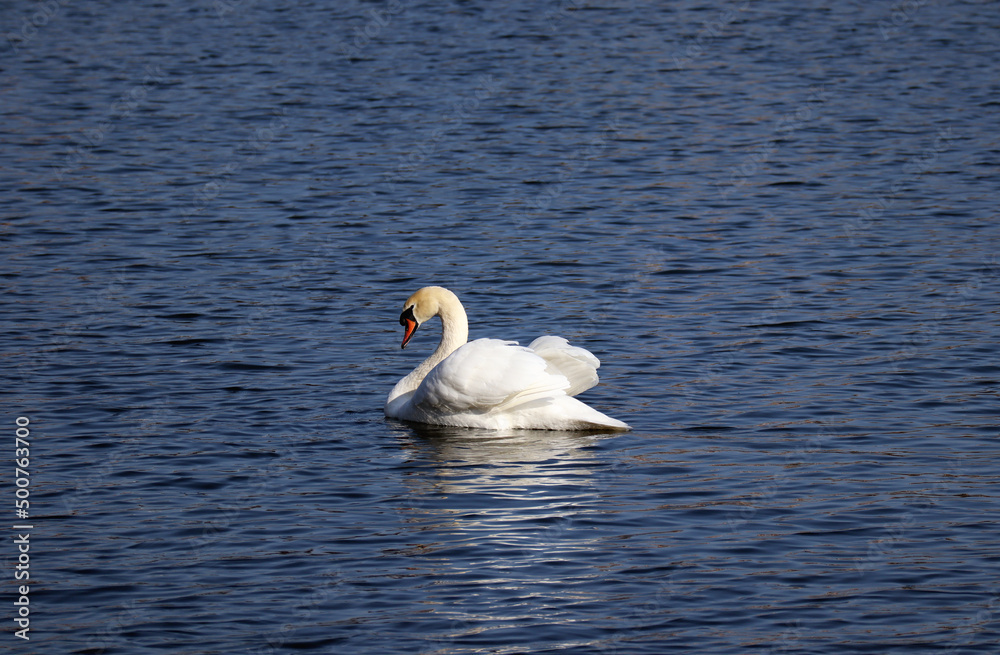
[429,296,469,367]
[388,293,469,402]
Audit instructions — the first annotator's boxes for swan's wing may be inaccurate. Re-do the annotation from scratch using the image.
[528,335,600,397]
[412,338,570,414]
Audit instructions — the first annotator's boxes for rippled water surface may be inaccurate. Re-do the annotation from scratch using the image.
[3,1,999,653]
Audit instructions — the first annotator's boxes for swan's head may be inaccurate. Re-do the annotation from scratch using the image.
[398,286,460,349]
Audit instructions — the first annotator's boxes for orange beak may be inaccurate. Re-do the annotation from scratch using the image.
[401,318,418,349]
[399,306,419,349]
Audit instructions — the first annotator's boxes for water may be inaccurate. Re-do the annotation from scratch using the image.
[2,1,998,653]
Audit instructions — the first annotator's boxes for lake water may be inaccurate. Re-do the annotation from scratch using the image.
[3,0,999,653]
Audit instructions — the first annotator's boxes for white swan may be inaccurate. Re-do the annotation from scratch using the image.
[385,286,630,431]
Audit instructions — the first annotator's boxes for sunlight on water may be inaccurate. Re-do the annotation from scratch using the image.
[2,0,998,653]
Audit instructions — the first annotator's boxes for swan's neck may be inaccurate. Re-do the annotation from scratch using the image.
[388,296,469,403]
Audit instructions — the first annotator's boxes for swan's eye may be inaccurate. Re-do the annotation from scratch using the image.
[399,305,417,326]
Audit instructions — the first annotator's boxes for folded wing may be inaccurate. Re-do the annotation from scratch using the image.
[527,335,600,397]
[412,338,571,415]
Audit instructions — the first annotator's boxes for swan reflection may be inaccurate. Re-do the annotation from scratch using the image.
[390,423,620,554]
[382,423,627,647]
[399,422,613,469]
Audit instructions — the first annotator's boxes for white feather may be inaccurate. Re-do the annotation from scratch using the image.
[528,335,600,397]
[385,287,629,432]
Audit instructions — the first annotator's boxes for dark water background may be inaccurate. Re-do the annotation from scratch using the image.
[2,1,999,653]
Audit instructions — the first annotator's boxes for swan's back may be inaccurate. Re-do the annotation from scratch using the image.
[392,337,628,431]
[413,339,569,414]
[384,285,629,431]
[528,336,600,397]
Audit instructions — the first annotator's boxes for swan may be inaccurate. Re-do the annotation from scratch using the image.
[384,286,630,431]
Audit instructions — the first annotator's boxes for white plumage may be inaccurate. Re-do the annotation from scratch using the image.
[384,287,629,432]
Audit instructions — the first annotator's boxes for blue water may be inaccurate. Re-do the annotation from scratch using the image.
[3,1,999,653]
